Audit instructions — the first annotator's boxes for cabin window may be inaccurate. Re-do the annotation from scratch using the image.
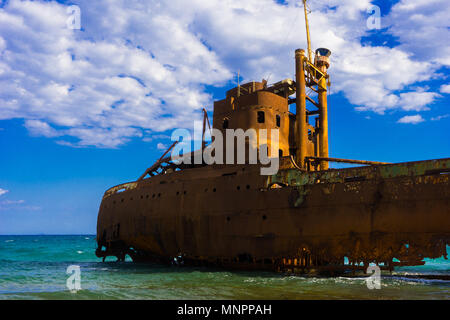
[276,115,281,127]
[223,118,229,129]
[257,111,265,123]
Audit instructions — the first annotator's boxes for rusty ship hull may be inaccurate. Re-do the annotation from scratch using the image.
[96,158,450,272]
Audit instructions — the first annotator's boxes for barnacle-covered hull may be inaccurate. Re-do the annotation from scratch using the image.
[96,158,450,272]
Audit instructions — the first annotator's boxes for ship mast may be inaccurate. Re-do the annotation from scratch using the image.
[295,0,331,170]
[303,0,313,63]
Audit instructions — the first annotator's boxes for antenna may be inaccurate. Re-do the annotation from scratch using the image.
[302,0,313,63]
[237,69,240,97]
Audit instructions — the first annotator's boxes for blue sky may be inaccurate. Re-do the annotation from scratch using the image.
[0,0,449,234]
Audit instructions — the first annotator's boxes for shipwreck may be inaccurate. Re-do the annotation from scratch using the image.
[96,1,449,274]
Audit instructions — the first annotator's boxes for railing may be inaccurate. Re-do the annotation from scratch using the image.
[103,182,138,199]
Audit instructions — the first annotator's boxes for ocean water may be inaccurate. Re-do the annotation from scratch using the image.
[0,235,448,300]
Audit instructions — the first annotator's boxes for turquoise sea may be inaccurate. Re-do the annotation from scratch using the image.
[0,235,448,300]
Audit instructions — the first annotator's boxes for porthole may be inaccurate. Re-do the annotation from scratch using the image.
[246,185,250,189]
[237,186,240,190]
[262,215,267,220]
[213,188,217,192]
[226,217,230,222]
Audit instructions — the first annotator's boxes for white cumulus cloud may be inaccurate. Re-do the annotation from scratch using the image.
[25,119,61,138]
[386,0,450,66]
[0,0,447,148]
[0,188,8,196]
[156,142,167,150]
[397,114,425,124]
[440,84,450,94]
